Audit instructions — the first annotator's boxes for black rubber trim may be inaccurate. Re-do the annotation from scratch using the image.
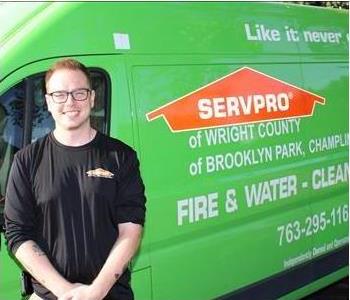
[216,245,349,300]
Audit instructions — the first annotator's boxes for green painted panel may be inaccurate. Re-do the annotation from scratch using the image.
[0,234,22,300]
[132,56,348,299]
[1,2,348,82]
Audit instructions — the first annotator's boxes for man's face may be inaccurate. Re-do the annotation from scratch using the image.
[45,69,95,131]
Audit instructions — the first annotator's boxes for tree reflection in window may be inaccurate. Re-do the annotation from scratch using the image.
[0,81,23,222]
[31,76,54,142]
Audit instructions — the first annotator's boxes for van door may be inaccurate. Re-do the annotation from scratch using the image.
[301,61,349,281]
[130,54,318,300]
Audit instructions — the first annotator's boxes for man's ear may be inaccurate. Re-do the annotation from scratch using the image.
[45,94,52,113]
[90,90,95,109]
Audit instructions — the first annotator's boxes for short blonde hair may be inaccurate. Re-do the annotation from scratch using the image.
[45,58,92,90]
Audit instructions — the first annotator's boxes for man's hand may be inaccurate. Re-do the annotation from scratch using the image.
[58,284,105,300]
[59,223,142,299]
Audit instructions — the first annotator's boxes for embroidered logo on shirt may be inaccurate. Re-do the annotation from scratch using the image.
[86,168,114,179]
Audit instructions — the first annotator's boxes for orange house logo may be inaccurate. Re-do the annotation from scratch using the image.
[146,67,325,132]
[86,168,114,179]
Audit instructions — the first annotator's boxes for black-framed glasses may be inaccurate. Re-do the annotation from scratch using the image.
[47,88,92,103]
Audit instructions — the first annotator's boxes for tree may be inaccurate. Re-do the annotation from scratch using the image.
[287,1,349,9]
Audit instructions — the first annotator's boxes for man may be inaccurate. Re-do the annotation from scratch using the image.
[5,58,146,300]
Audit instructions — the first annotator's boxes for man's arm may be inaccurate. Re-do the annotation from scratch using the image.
[15,240,78,297]
[5,154,79,297]
[59,222,143,300]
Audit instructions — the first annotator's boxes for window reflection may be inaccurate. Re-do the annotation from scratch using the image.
[0,82,23,209]
[91,72,108,133]
[31,76,54,142]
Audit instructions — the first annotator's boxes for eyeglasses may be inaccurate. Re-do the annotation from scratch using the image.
[47,88,92,103]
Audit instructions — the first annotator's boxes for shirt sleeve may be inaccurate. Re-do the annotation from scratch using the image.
[115,149,146,226]
[4,153,38,255]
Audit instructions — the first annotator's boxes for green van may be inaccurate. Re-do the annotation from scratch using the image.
[0,2,348,300]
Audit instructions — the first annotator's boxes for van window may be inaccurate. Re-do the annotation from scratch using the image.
[0,84,23,190]
[0,82,24,226]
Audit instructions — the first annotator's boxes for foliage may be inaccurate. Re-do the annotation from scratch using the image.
[287,1,349,9]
